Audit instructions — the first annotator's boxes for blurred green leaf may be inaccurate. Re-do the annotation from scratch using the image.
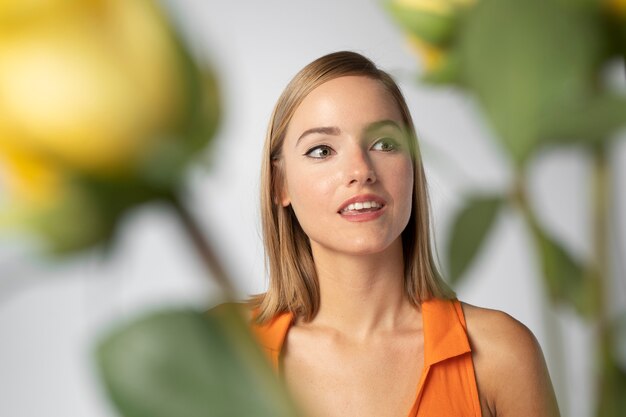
[421,50,462,85]
[538,93,626,145]
[620,22,626,56]
[596,360,626,417]
[615,312,626,370]
[96,305,299,417]
[137,34,221,189]
[447,195,503,285]
[604,7,626,57]
[17,173,174,257]
[28,184,108,255]
[458,0,606,165]
[532,225,596,316]
[385,1,457,45]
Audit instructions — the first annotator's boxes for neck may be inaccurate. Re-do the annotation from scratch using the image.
[305,238,420,340]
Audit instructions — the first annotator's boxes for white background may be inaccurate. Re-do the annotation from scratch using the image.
[1,1,625,416]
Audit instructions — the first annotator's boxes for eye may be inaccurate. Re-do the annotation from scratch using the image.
[371,137,399,152]
[304,145,334,159]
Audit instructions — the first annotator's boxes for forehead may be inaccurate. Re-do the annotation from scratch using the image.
[285,75,404,139]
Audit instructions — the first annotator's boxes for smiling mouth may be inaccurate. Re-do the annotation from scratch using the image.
[339,201,384,214]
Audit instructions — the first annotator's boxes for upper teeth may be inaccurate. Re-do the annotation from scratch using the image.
[341,201,381,212]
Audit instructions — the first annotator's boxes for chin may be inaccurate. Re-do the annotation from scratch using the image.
[315,237,399,257]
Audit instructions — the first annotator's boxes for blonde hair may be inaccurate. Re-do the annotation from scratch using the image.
[249,51,454,324]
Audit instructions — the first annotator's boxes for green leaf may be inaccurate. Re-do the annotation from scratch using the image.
[136,21,222,189]
[596,357,626,417]
[538,93,626,145]
[96,305,299,417]
[532,226,596,316]
[385,0,457,45]
[447,195,503,285]
[614,312,626,371]
[29,183,109,255]
[421,50,462,85]
[620,22,626,56]
[458,0,606,165]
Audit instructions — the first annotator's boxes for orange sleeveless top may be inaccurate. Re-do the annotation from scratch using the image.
[250,298,482,417]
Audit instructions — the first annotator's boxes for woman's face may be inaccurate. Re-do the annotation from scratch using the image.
[279,75,414,256]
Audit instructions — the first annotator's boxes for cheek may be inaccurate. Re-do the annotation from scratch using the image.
[387,157,414,215]
[284,168,336,218]
[401,162,415,203]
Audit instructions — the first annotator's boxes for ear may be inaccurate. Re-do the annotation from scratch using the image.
[272,158,291,207]
[278,177,291,207]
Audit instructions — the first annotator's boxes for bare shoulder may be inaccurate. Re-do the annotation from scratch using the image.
[461,302,539,357]
[461,303,560,417]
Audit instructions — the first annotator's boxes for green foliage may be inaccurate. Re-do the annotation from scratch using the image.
[596,361,626,417]
[387,0,626,414]
[385,1,457,45]
[458,0,607,166]
[615,313,626,370]
[538,93,626,146]
[530,224,596,317]
[29,183,108,254]
[446,195,503,285]
[136,39,221,189]
[420,50,462,85]
[96,305,299,417]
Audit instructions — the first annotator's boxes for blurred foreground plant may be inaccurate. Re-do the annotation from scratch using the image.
[0,0,220,254]
[98,303,300,417]
[0,1,298,416]
[387,0,626,415]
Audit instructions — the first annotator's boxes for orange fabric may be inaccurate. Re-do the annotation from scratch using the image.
[250,298,482,417]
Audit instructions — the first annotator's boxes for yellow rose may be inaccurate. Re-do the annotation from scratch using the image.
[0,0,187,177]
[0,0,220,253]
[393,0,454,15]
[407,34,446,73]
[392,0,476,15]
[0,141,63,206]
[387,0,478,51]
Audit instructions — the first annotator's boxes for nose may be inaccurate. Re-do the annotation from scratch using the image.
[344,146,376,186]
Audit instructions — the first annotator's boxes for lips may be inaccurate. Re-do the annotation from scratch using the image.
[337,194,387,214]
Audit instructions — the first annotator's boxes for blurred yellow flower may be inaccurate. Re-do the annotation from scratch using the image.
[393,0,454,15]
[407,34,446,73]
[387,1,453,48]
[388,0,477,76]
[0,0,220,253]
[0,142,64,205]
[0,0,187,177]
[393,0,475,15]
[0,140,73,241]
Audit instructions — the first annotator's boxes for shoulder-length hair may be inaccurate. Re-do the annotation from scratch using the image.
[249,51,454,324]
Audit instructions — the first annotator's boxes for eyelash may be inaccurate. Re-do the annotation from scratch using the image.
[304,145,334,159]
[372,137,399,152]
[304,138,400,159]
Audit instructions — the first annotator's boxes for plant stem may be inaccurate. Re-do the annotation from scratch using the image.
[168,192,237,300]
[511,171,569,414]
[592,143,609,344]
[592,143,615,416]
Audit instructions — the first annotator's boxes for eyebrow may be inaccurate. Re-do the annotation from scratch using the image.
[365,119,402,133]
[295,119,402,147]
[296,126,341,147]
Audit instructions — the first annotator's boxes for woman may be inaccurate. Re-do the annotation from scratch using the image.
[247,51,560,417]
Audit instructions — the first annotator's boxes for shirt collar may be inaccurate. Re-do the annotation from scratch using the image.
[251,308,294,353]
[250,299,471,364]
[421,298,472,366]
